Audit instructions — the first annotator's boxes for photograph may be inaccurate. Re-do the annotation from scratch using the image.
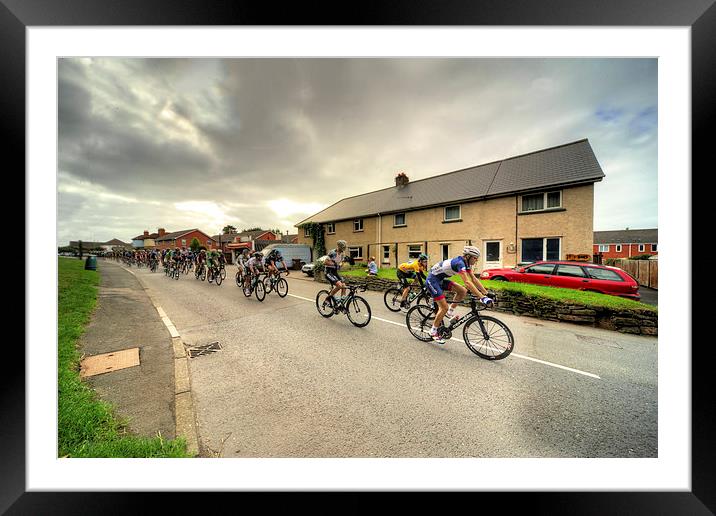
[10,3,709,511]
[56,57,660,461]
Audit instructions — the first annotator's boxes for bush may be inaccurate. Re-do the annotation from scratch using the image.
[630,254,652,260]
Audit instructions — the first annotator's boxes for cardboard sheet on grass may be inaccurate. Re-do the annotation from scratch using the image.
[80,347,140,377]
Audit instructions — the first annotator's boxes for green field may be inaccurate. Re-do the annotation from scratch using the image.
[58,257,191,457]
[339,265,656,312]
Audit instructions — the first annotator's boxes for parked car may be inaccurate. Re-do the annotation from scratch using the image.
[479,260,641,301]
[302,255,327,277]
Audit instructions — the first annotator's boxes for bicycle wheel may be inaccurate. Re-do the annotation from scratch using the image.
[254,280,265,301]
[215,271,223,286]
[174,268,180,280]
[220,267,226,280]
[383,287,403,312]
[405,304,437,342]
[346,296,371,327]
[276,278,289,298]
[463,315,514,360]
[263,275,273,293]
[315,290,334,318]
[235,271,243,287]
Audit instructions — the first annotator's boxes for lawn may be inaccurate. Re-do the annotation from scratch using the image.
[339,265,656,312]
[58,257,191,457]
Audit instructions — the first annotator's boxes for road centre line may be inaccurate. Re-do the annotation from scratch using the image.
[287,293,601,379]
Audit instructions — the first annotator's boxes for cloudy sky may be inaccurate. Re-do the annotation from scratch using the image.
[58,58,657,245]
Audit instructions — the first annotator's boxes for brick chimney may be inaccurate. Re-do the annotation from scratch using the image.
[158,228,166,237]
[143,230,149,236]
[395,172,409,189]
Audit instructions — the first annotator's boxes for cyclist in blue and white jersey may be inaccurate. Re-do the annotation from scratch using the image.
[425,245,493,344]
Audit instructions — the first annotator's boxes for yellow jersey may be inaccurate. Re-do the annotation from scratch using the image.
[398,261,425,274]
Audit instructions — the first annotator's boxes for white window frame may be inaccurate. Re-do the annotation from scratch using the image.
[444,205,461,222]
[407,244,423,259]
[598,245,610,252]
[325,222,335,234]
[382,245,391,264]
[394,213,406,227]
[615,244,622,252]
[348,246,363,260]
[520,190,563,213]
[638,244,645,252]
[353,218,364,232]
[181,239,187,246]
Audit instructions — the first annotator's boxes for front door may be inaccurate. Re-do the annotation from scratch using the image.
[484,241,502,271]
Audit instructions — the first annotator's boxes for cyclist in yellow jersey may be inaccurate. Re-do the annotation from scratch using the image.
[397,254,428,308]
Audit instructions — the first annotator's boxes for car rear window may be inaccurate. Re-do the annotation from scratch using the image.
[585,267,624,281]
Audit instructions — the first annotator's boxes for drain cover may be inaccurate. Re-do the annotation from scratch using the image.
[80,348,140,377]
[186,341,222,358]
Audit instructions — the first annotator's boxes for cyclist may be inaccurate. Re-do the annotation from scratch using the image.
[245,251,264,289]
[425,245,493,344]
[196,249,207,277]
[206,249,218,278]
[324,239,348,303]
[264,249,290,279]
[397,253,429,309]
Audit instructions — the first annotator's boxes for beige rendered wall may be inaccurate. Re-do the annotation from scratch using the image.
[296,184,595,269]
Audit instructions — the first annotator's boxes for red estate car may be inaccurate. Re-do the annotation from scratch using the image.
[479,260,641,301]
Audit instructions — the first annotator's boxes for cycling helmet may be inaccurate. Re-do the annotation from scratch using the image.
[463,245,481,258]
[336,239,347,250]
[418,253,428,262]
[254,252,263,259]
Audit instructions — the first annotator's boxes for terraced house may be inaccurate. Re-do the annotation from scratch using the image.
[296,139,606,272]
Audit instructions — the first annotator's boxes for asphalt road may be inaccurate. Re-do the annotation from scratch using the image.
[129,263,658,459]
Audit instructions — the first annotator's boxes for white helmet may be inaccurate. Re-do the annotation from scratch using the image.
[463,245,481,258]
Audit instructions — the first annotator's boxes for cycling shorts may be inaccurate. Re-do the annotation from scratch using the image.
[396,269,416,288]
[324,267,343,286]
[425,274,454,301]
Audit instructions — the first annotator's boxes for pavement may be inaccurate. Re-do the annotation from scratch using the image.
[77,259,199,454]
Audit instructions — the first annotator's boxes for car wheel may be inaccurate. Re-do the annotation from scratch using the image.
[491,276,509,281]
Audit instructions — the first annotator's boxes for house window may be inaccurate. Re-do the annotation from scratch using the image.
[638,244,645,252]
[325,222,335,234]
[441,244,449,261]
[521,237,560,262]
[598,245,609,253]
[394,213,406,227]
[651,244,657,252]
[616,245,622,252]
[181,239,187,246]
[521,191,563,213]
[348,246,363,260]
[382,245,390,264]
[207,240,212,246]
[408,244,422,259]
[444,205,461,221]
[304,227,310,237]
[353,219,364,232]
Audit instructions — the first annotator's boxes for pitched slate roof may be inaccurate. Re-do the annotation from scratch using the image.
[594,229,658,244]
[296,139,605,225]
[105,238,129,246]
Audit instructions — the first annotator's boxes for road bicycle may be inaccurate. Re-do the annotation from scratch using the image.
[219,263,227,281]
[316,283,371,327]
[384,280,430,313]
[405,292,514,360]
[170,263,180,280]
[262,270,289,298]
[149,259,158,273]
[206,264,223,285]
[195,263,207,281]
[242,272,266,301]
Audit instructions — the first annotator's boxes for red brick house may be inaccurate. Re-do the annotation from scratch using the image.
[593,228,658,259]
[155,229,214,250]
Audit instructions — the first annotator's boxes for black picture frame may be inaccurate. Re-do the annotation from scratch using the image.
[8,0,711,512]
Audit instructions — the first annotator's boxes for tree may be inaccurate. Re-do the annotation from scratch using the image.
[271,228,284,236]
[222,225,237,234]
[190,237,201,252]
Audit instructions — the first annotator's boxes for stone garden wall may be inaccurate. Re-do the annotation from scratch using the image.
[314,272,657,336]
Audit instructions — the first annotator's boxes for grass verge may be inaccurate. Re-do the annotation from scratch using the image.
[58,257,191,457]
[340,265,656,312]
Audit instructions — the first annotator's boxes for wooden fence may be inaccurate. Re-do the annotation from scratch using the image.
[610,258,658,290]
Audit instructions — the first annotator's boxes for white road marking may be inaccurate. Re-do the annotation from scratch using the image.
[288,293,601,379]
